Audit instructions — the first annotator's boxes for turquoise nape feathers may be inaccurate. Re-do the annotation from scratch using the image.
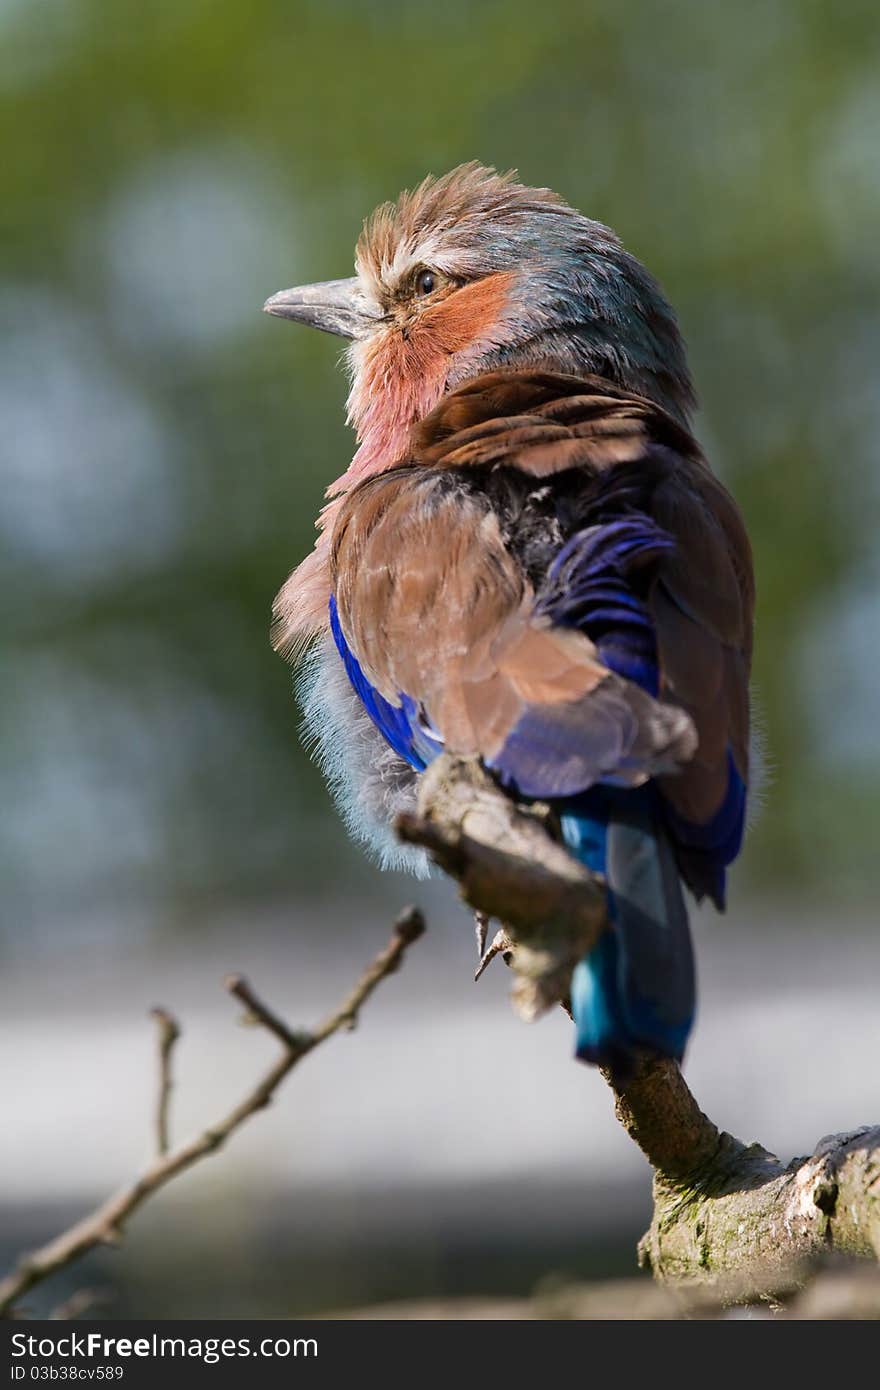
[264,164,754,1081]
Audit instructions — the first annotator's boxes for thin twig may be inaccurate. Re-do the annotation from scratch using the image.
[0,908,425,1317]
[226,976,305,1050]
[149,1007,180,1157]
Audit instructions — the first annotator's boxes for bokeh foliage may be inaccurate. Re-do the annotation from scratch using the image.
[2,0,879,937]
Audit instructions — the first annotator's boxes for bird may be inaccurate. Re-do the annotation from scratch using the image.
[265,163,754,1080]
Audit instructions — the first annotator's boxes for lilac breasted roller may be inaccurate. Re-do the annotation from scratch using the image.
[265,164,754,1079]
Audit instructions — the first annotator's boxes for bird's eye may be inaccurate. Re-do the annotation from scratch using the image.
[415,269,436,297]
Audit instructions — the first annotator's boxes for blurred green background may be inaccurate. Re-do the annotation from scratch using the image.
[2,0,879,1319]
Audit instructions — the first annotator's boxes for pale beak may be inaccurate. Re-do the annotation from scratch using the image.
[262,277,379,340]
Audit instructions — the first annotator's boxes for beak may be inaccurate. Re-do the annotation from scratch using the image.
[262,277,379,340]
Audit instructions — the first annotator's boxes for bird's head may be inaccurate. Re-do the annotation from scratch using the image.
[265,163,695,489]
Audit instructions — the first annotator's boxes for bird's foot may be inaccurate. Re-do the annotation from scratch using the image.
[474,911,490,959]
[474,926,515,982]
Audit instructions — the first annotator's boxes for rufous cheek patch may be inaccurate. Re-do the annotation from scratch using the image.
[340,272,515,492]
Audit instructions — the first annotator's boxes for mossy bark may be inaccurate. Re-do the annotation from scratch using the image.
[621,1057,880,1293]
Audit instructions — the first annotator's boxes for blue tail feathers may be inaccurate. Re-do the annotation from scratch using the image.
[561,784,695,1077]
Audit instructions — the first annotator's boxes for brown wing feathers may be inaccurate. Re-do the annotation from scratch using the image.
[412,370,694,476]
[330,369,751,806]
[651,464,754,820]
[330,472,611,760]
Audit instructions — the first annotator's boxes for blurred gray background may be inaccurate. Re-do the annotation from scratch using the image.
[2,0,879,1317]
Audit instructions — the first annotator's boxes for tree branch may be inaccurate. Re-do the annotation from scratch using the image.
[616,1055,880,1288]
[148,1007,180,1157]
[398,753,880,1297]
[0,908,424,1317]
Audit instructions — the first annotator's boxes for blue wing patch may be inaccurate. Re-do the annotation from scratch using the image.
[329,595,442,771]
[535,514,675,697]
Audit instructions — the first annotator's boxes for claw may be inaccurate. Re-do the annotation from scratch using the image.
[474,912,490,959]
[474,927,514,982]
